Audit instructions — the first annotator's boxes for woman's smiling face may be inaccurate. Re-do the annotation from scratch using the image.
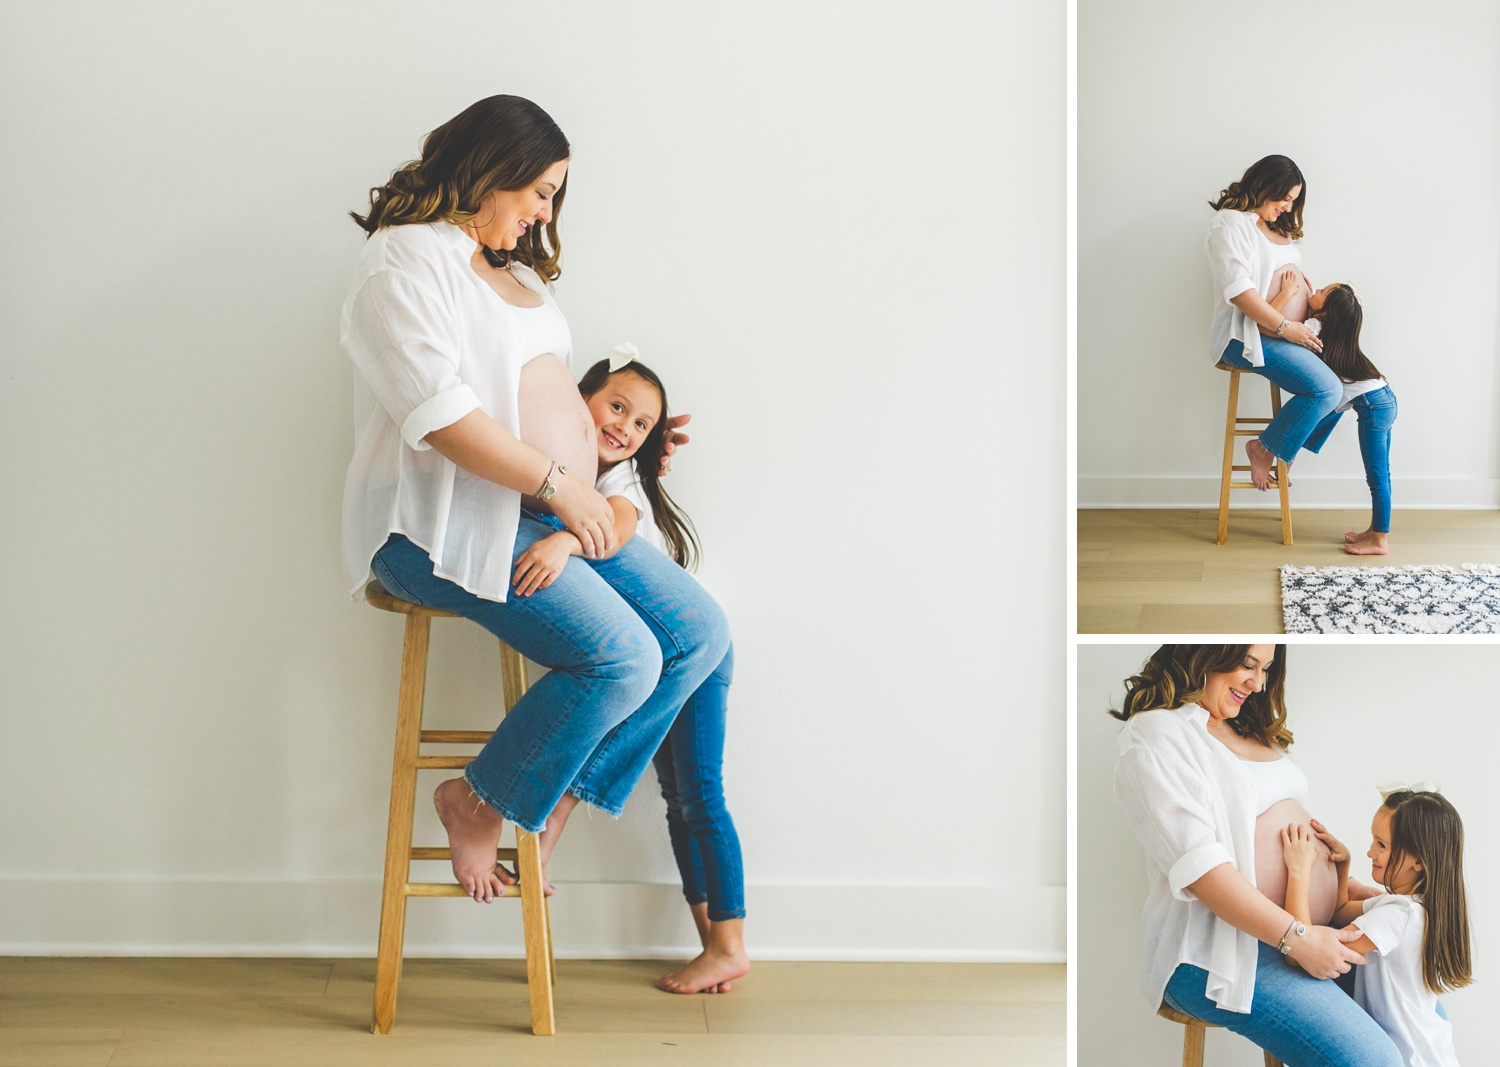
[1200,645,1275,721]
[1255,185,1301,225]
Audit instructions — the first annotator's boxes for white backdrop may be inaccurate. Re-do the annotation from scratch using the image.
[1080,643,1494,1065]
[1079,0,1500,509]
[0,1,1065,959]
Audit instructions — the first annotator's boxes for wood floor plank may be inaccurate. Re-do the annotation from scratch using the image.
[702,998,1064,1037]
[0,1028,121,1067]
[0,958,333,998]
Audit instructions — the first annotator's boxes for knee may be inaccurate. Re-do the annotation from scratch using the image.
[591,621,663,708]
[682,598,731,674]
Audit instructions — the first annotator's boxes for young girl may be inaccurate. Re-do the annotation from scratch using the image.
[511,349,750,996]
[1282,789,1471,1066]
[1266,272,1398,554]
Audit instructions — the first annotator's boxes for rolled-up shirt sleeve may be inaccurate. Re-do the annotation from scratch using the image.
[1205,216,1256,303]
[1116,738,1234,900]
[344,269,482,450]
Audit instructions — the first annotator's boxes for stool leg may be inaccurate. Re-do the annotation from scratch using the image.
[1268,383,1293,545]
[545,894,556,985]
[1218,370,1241,545]
[372,613,432,1035]
[516,828,556,1035]
[1263,1053,1283,1067]
[1182,1020,1206,1067]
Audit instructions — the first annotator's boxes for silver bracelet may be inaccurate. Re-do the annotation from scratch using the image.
[534,460,557,497]
[1276,319,1291,337]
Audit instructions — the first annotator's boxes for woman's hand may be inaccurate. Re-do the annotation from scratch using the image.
[1280,823,1320,877]
[548,473,615,559]
[1283,924,1367,979]
[1278,319,1323,352]
[1309,818,1349,864]
[512,532,576,597]
[659,412,691,476]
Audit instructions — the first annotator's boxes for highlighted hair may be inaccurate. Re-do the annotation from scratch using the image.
[1208,154,1306,241]
[1109,645,1292,750]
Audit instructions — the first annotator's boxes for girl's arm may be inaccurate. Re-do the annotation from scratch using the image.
[1188,864,1367,979]
[1256,268,1310,336]
[1231,287,1322,352]
[511,497,640,597]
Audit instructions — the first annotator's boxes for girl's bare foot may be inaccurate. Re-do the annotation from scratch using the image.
[433,777,515,903]
[1246,438,1277,491]
[657,946,751,995]
[1344,532,1389,556]
[1345,527,1376,544]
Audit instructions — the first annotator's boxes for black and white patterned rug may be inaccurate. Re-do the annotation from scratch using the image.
[1281,564,1500,634]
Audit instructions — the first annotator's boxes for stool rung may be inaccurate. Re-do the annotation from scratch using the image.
[1236,417,1273,424]
[405,881,523,898]
[411,846,519,861]
[1233,429,1266,436]
[416,755,477,769]
[420,730,494,744]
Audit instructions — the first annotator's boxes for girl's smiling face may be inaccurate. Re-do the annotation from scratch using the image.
[1308,283,1341,314]
[1199,645,1274,721]
[586,371,662,466]
[1369,806,1424,893]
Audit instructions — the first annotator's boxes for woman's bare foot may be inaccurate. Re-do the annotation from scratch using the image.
[1246,438,1277,491]
[658,945,751,995]
[1344,531,1389,556]
[433,777,514,903]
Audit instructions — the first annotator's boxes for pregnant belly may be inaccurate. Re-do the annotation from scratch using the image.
[1253,798,1337,926]
[518,354,598,509]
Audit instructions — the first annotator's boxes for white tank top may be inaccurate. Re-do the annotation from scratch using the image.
[1241,753,1308,815]
[509,299,572,365]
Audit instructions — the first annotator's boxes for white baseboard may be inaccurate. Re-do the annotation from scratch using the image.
[0,878,1063,962]
[1078,476,1500,510]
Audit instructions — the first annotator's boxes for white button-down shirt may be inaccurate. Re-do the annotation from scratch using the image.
[1204,209,1302,368]
[340,222,570,602]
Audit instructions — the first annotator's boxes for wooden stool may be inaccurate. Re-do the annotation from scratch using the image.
[365,580,556,1036]
[1157,1003,1282,1067]
[1216,361,1293,546]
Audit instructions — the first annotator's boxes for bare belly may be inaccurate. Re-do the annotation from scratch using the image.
[517,355,598,511]
[1253,798,1337,926]
[1266,269,1310,325]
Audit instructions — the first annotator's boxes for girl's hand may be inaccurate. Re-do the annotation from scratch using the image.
[512,533,574,597]
[1283,924,1366,979]
[1280,823,1319,876]
[548,473,615,558]
[1278,319,1323,353]
[1279,268,1303,296]
[1309,818,1349,864]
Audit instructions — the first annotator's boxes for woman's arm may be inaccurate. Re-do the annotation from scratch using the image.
[1256,268,1310,336]
[1231,288,1322,352]
[425,409,615,558]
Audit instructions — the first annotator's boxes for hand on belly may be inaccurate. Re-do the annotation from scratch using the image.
[518,354,598,509]
[1254,799,1338,926]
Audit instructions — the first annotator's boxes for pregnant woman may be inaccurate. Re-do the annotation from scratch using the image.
[1206,155,1343,492]
[341,96,730,901]
[1111,645,1401,1066]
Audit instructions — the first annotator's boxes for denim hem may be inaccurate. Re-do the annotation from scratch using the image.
[463,767,546,834]
[570,787,624,818]
[707,907,747,922]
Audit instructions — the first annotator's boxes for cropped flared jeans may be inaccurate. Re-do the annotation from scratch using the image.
[370,520,730,834]
[1221,338,1343,464]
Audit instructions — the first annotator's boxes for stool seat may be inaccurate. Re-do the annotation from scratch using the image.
[1215,361,1293,546]
[1157,1002,1283,1067]
[364,579,555,1036]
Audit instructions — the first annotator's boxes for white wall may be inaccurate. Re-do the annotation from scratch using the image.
[1080,643,1496,1065]
[0,1,1065,959]
[1079,0,1500,509]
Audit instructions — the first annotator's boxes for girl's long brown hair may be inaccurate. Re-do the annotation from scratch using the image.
[1109,645,1292,749]
[1381,790,1472,994]
[1313,284,1384,383]
[1208,154,1307,241]
[579,360,700,570]
[351,95,569,280]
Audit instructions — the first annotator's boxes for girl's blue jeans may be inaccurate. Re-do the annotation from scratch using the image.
[370,521,730,834]
[1301,385,1397,534]
[1163,942,1401,1066]
[653,644,745,921]
[1221,338,1343,464]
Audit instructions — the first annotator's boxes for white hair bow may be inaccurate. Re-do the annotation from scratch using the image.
[608,342,639,372]
[1377,780,1441,799]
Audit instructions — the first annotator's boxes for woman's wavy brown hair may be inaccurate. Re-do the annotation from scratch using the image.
[1109,645,1292,749]
[351,95,569,280]
[1208,154,1306,241]
[1381,789,1472,994]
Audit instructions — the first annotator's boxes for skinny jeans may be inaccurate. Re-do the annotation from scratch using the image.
[652,644,745,921]
[370,522,730,833]
[1221,338,1343,463]
[1301,385,1397,534]
[1163,941,1401,1067]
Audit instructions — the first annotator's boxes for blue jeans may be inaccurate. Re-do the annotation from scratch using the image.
[370,524,730,833]
[1302,386,1397,533]
[1164,942,1400,1066]
[1221,338,1343,463]
[653,644,745,921]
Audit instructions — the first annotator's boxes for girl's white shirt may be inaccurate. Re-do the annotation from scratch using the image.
[1353,894,1460,1067]
[340,221,572,602]
[1205,209,1302,368]
[596,460,666,555]
[1114,704,1294,1013]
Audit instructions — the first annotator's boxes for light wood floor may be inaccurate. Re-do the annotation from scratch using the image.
[0,956,1064,1066]
[1079,508,1500,634]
